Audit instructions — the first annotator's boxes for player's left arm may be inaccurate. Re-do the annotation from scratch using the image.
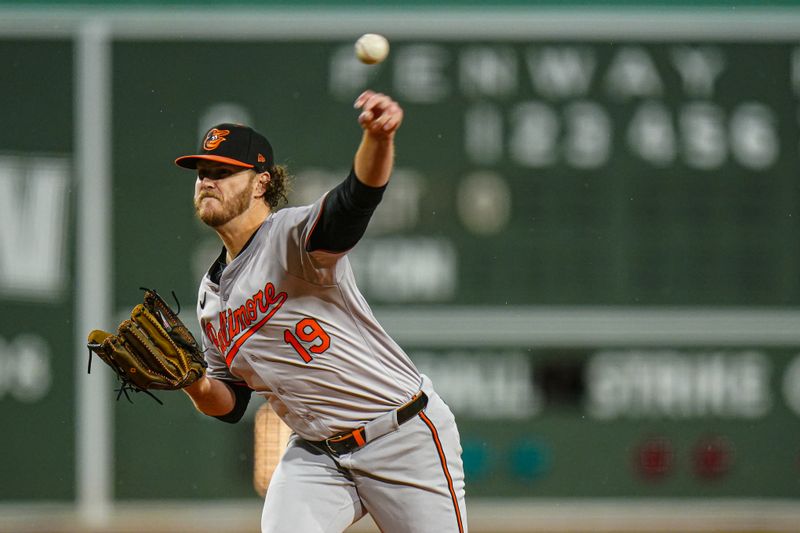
[306,91,403,254]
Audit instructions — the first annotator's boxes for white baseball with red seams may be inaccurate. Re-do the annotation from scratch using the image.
[355,33,390,64]
[197,195,467,532]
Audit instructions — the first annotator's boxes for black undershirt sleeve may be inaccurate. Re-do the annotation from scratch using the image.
[213,381,253,424]
[306,168,387,253]
[214,170,383,421]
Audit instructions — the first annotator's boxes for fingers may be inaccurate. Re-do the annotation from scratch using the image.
[130,305,181,357]
[353,90,375,109]
[354,90,404,135]
[87,329,114,346]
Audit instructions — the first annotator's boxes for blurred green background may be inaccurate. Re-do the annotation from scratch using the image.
[1,1,799,531]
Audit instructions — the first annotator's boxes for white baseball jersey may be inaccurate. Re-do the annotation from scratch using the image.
[197,195,422,441]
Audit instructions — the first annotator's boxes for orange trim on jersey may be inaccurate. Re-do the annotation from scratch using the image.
[224,293,287,366]
[419,411,464,533]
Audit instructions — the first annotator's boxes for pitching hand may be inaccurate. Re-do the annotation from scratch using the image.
[354,90,404,138]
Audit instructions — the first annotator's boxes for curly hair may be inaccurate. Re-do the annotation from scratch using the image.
[262,164,292,209]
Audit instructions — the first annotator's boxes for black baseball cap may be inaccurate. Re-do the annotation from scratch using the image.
[175,123,274,172]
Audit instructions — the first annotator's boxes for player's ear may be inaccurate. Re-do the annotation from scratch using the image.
[255,171,271,198]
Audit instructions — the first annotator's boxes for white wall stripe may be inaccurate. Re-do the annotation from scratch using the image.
[75,18,113,528]
[1,7,800,40]
[375,307,800,347]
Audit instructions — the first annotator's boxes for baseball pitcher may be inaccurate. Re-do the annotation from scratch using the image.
[91,90,467,532]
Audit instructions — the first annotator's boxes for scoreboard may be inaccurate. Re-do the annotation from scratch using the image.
[113,39,800,308]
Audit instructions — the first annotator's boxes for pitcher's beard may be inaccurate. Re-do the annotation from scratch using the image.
[194,187,252,227]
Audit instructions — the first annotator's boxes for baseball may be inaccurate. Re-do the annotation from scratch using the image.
[355,33,390,65]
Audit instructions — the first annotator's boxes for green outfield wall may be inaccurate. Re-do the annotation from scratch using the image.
[0,6,798,525]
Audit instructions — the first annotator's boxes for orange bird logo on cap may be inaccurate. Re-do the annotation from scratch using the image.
[203,128,230,150]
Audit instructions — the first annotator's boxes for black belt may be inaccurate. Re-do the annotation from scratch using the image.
[312,391,428,457]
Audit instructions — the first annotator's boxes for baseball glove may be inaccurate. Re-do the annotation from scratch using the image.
[87,288,207,402]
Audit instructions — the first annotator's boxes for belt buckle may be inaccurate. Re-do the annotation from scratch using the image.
[323,434,345,456]
[323,438,339,456]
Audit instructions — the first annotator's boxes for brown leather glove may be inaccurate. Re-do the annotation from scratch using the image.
[87,289,206,400]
